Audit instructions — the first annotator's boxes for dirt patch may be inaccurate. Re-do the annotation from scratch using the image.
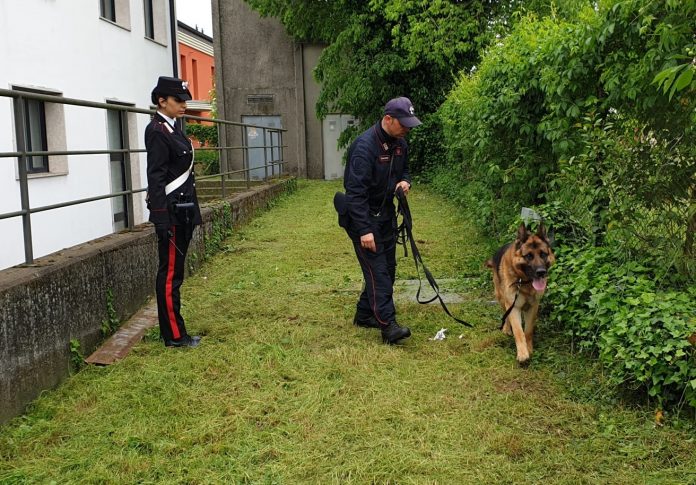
[492,374,552,395]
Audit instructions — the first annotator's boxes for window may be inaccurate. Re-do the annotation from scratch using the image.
[144,0,154,39]
[99,0,131,30]
[180,55,187,81]
[192,59,199,99]
[144,0,166,44]
[100,0,116,22]
[107,108,128,230]
[12,85,69,178]
[23,99,49,174]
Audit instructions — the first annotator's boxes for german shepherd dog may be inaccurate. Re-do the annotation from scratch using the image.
[486,224,555,364]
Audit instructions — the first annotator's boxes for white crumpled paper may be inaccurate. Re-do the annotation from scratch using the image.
[430,328,447,341]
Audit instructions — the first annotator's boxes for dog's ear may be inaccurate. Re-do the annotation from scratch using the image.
[515,223,528,248]
[536,223,547,240]
[536,222,554,246]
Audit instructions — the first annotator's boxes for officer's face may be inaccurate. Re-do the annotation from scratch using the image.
[158,96,187,119]
[383,115,410,138]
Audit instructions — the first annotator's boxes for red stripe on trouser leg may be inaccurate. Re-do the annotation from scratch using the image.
[357,246,388,325]
[165,226,181,339]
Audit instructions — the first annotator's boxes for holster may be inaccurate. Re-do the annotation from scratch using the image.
[170,194,195,226]
[333,191,350,229]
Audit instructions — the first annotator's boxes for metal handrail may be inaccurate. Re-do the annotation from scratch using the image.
[0,162,288,221]
[0,88,288,131]
[0,88,289,265]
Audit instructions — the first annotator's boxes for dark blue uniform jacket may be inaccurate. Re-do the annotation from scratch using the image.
[145,113,202,226]
[343,121,411,239]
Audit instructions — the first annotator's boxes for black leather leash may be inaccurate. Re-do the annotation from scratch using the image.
[499,279,533,329]
[499,279,522,330]
[394,187,472,327]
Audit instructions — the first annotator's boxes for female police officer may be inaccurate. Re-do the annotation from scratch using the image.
[146,76,202,348]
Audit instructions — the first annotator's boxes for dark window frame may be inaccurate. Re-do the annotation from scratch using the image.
[23,98,49,174]
[106,104,130,230]
[100,0,116,22]
[143,0,154,39]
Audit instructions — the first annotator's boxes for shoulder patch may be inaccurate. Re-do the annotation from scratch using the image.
[151,121,175,135]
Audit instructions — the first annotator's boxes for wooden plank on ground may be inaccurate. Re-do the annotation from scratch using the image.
[85,300,158,365]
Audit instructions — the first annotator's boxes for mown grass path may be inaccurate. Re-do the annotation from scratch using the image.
[1,180,694,484]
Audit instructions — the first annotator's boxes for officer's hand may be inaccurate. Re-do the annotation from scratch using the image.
[360,233,376,253]
[155,223,171,240]
[396,180,411,196]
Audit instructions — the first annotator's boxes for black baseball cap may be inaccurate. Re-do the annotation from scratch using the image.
[151,76,192,104]
[384,97,422,128]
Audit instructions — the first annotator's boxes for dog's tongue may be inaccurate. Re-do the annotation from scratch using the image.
[532,278,547,292]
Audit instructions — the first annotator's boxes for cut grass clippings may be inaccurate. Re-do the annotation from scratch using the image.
[1,180,694,484]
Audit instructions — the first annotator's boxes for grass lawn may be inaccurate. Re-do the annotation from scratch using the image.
[1,180,694,484]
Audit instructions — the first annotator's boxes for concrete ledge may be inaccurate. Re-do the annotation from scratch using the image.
[0,176,297,423]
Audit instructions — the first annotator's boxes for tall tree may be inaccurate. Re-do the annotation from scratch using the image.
[243,0,577,170]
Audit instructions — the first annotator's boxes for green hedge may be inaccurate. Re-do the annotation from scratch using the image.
[435,0,696,410]
[187,123,219,176]
[195,149,220,176]
[547,245,696,409]
[186,123,218,146]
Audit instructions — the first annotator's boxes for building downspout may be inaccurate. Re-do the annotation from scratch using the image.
[169,0,178,76]
[212,0,228,178]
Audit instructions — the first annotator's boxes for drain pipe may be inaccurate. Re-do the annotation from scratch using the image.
[169,0,178,76]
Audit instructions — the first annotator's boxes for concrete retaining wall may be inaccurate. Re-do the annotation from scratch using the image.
[0,177,297,423]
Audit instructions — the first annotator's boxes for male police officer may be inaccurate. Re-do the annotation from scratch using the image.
[344,97,421,344]
[146,76,202,348]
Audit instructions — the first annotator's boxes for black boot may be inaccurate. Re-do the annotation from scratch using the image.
[164,335,201,348]
[353,310,380,328]
[381,321,411,344]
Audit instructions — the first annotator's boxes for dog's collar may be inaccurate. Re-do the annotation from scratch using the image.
[510,278,532,287]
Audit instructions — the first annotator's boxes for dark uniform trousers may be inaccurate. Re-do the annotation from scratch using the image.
[155,223,193,341]
[353,219,397,325]
[145,113,201,343]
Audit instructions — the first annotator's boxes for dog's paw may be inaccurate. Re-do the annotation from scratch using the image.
[516,348,530,365]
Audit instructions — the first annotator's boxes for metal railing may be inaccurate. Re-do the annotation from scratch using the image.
[0,88,288,265]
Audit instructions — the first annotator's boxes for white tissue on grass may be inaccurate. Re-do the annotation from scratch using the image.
[430,328,447,341]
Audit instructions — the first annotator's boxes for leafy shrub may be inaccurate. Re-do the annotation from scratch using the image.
[436,0,695,276]
[547,244,696,409]
[186,123,218,146]
[100,289,119,337]
[69,339,84,374]
[195,149,220,176]
[421,0,696,413]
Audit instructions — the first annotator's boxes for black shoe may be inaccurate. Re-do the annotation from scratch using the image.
[164,335,201,348]
[381,322,411,344]
[353,311,380,329]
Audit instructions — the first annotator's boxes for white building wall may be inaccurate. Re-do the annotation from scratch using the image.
[0,0,174,270]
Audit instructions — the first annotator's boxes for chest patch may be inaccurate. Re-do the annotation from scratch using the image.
[395,147,403,156]
[379,155,390,163]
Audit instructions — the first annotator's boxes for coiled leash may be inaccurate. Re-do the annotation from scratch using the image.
[394,187,472,327]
